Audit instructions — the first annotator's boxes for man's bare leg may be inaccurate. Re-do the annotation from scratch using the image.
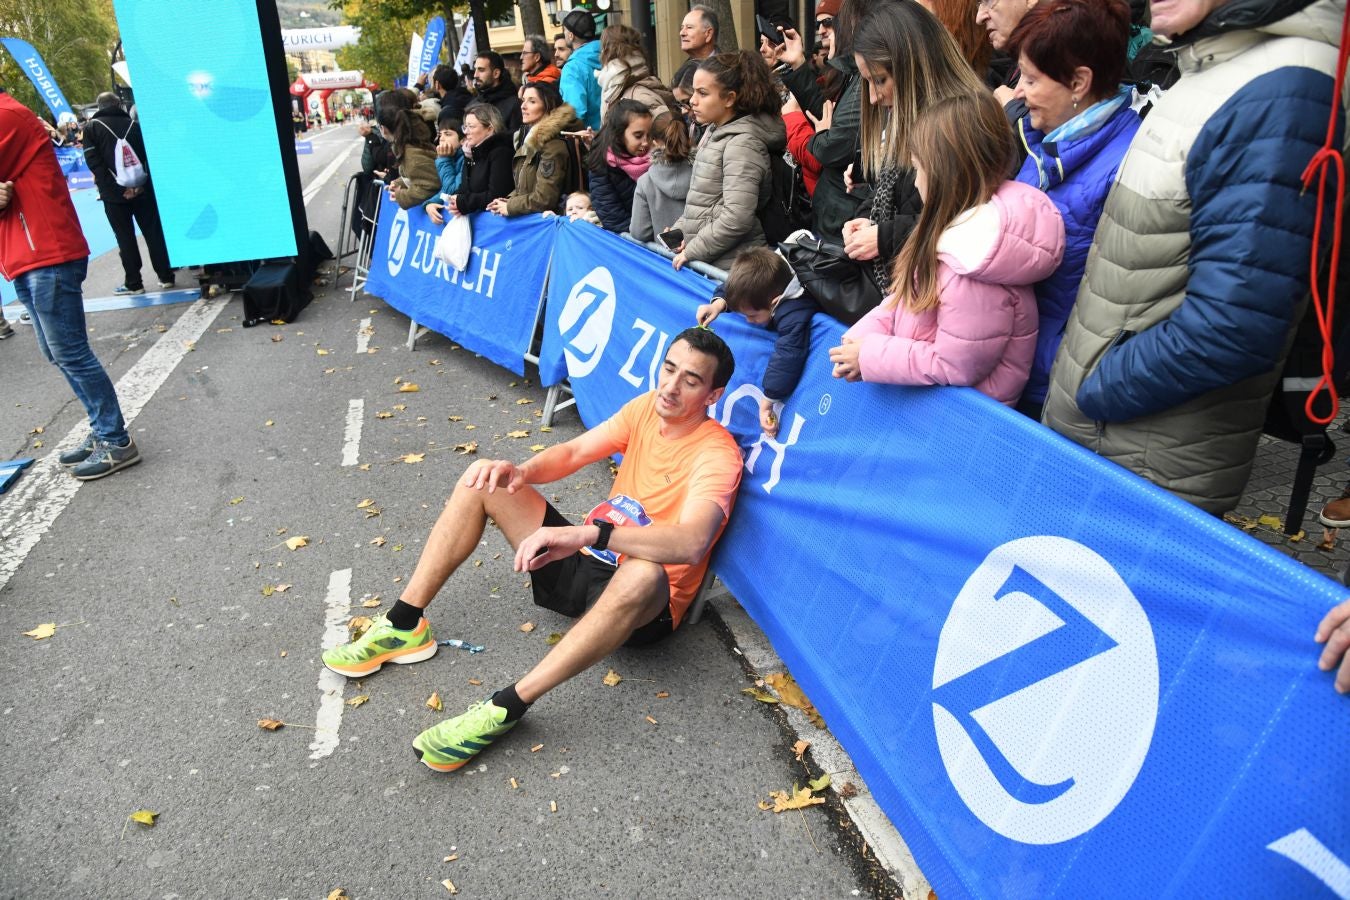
[399,471,549,610]
[514,559,669,703]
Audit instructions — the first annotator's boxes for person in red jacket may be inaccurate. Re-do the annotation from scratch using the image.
[0,89,141,480]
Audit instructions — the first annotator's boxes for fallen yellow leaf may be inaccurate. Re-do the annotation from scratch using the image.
[519,621,536,632]
[549,800,558,813]
[448,415,464,422]
[455,441,478,454]
[347,616,374,638]
[356,499,375,509]
[808,773,831,791]
[764,672,826,727]
[129,809,159,826]
[516,398,533,405]
[529,444,547,452]
[399,383,421,393]
[264,420,274,427]
[742,687,779,704]
[274,584,292,593]
[1257,514,1283,529]
[261,585,275,597]
[358,464,372,471]
[23,623,57,640]
[326,890,348,900]
[545,632,563,645]
[792,739,809,761]
[766,784,825,813]
[540,426,553,433]
[602,668,622,686]
[531,743,544,753]
[444,853,458,862]
[370,536,387,547]
[401,453,426,464]
[426,692,443,711]
[393,404,408,411]
[506,430,530,439]
[362,598,382,608]
[229,496,245,505]
[441,879,458,894]
[376,411,394,419]
[346,695,370,708]
[316,348,330,356]
[645,715,658,725]
[258,718,285,731]
[655,691,670,699]
[284,536,309,550]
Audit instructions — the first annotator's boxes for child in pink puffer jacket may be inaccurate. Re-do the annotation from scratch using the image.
[829,92,1064,406]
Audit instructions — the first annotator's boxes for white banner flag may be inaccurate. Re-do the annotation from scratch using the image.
[407,31,422,83]
[453,20,476,72]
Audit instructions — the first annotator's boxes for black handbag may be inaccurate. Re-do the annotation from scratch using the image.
[779,235,883,326]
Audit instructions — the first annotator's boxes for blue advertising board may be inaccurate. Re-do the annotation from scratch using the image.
[364,196,558,376]
[541,220,1350,898]
[0,38,73,121]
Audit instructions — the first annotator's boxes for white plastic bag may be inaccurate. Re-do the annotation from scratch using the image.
[434,213,472,272]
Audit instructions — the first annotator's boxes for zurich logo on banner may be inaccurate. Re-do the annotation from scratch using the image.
[385,207,411,278]
[932,537,1157,845]
[419,16,447,77]
[558,266,616,378]
[0,38,73,121]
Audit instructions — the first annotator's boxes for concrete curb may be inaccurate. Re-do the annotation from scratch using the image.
[709,591,933,900]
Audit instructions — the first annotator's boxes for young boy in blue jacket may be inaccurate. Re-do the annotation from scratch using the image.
[696,246,818,437]
[423,108,465,225]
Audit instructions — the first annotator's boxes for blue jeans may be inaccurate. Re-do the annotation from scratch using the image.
[14,258,129,445]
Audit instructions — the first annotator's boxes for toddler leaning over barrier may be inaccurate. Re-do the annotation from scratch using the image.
[828,92,1064,407]
[697,246,820,436]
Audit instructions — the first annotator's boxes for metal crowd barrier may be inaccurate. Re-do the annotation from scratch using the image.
[333,173,385,303]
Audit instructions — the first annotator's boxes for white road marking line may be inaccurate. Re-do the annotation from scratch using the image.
[341,399,364,467]
[1268,829,1350,898]
[356,316,371,354]
[0,296,228,592]
[309,568,354,762]
[303,140,359,207]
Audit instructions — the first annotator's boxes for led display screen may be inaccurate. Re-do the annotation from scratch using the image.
[113,0,297,265]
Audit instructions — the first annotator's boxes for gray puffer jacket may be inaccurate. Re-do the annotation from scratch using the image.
[629,153,693,242]
[674,112,787,270]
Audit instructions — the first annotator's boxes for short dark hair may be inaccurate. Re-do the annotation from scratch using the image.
[672,327,735,389]
[691,4,719,40]
[433,64,459,94]
[96,91,121,110]
[436,106,462,132]
[724,247,792,313]
[1008,0,1130,105]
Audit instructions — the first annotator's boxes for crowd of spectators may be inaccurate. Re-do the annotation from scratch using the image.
[353,0,1345,530]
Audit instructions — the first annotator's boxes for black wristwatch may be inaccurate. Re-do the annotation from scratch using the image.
[592,520,615,552]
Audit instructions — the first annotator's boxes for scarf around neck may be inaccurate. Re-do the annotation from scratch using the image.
[607,147,652,181]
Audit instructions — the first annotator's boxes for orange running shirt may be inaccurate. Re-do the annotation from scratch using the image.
[590,392,743,626]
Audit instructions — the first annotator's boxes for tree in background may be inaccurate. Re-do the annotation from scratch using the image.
[332,0,517,78]
[0,0,117,117]
[703,0,739,52]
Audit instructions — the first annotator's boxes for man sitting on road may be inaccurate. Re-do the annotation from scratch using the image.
[323,328,743,772]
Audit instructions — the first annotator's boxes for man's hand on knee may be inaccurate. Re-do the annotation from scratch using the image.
[462,458,525,494]
[514,525,593,572]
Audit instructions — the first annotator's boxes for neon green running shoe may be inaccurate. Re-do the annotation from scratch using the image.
[321,615,437,677]
[413,699,518,772]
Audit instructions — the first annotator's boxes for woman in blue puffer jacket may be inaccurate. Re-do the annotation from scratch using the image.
[1008,0,1140,420]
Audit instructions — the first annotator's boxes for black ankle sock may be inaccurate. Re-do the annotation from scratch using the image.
[387,599,423,631]
[491,684,531,722]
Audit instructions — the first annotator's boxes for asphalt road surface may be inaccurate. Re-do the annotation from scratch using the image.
[0,125,885,900]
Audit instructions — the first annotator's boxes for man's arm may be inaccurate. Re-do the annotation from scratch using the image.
[462,420,623,494]
[514,497,726,572]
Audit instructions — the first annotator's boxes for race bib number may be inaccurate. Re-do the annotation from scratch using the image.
[581,494,652,566]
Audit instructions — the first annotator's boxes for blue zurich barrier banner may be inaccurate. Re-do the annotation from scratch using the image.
[541,220,1350,898]
[364,196,557,376]
[0,38,73,122]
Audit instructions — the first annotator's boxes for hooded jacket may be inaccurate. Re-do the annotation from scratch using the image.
[454,131,516,214]
[1042,0,1345,513]
[674,111,788,270]
[844,181,1065,405]
[392,107,441,209]
[560,39,603,130]
[83,105,152,205]
[524,63,562,86]
[1014,102,1140,407]
[0,92,90,281]
[506,104,585,216]
[630,152,693,241]
[598,56,679,121]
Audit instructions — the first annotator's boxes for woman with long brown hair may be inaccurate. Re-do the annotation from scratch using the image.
[829,92,1064,407]
[598,23,679,120]
[842,2,987,293]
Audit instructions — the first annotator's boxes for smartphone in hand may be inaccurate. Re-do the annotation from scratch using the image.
[658,228,684,251]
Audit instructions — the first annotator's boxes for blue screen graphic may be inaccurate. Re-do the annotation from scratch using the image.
[114,0,297,265]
